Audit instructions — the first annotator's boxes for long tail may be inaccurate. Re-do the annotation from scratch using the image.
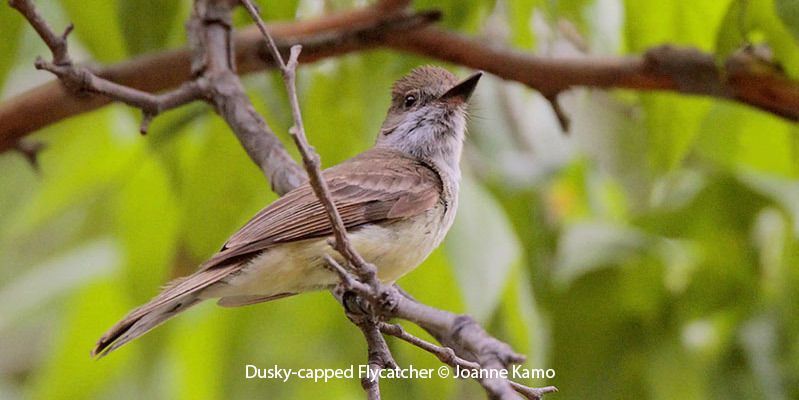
[92,267,234,357]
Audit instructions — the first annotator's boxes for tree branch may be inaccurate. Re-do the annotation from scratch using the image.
[8,0,72,65]
[8,1,560,398]
[385,28,799,120]
[0,2,440,153]
[187,0,307,195]
[379,322,557,400]
[8,0,206,135]
[243,1,553,398]
[241,1,396,397]
[3,3,798,151]
[387,287,527,398]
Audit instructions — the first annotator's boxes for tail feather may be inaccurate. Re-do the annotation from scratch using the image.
[92,297,200,357]
[92,267,236,357]
[217,292,295,307]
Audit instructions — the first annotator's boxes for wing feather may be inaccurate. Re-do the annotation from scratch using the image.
[202,149,442,269]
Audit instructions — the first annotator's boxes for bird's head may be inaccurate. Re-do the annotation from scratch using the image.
[376,66,481,173]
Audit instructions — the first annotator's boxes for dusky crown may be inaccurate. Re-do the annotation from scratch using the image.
[391,66,459,102]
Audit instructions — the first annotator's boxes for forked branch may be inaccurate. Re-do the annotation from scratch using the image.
[8,0,555,398]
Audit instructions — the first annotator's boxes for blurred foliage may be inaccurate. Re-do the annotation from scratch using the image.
[1,0,799,399]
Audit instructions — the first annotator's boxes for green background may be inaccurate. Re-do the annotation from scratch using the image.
[1,0,798,399]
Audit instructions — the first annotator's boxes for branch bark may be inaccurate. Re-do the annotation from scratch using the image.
[186,0,306,195]
[385,28,799,120]
[240,1,395,397]
[7,0,206,135]
[4,3,798,153]
[0,3,440,153]
[379,322,557,400]
[8,0,573,398]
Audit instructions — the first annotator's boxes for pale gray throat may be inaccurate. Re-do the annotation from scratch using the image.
[376,104,467,182]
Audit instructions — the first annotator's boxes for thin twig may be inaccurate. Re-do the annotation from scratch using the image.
[241,1,392,398]
[380,323,558,400]
[0,5,440,151]
[13,140,45,171]
[11,1,557,398]
[240,0,382,292]
[543,93,569,133]
[323,254,371,294]
[8,0,205,135]
[190,0,307,195]
[8,0,72,65]
[7,3,797,151]
[357,319,396,400]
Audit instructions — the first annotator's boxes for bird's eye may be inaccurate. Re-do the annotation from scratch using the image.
[403,94,417,108]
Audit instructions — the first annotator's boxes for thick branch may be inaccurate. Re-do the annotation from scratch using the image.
[189,0,307,195]
[3,7,798,151]
[10,1,557,398]
[0,3,440,153]
[242,2,395,397]
[380,323,557,400]
[388,288,526,398]
[385,28,799,120]
[8,0,205,135]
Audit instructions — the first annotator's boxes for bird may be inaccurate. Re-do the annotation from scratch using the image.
[92,66,482,357]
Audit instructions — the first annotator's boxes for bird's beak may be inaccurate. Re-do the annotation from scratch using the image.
[439,71,483,103]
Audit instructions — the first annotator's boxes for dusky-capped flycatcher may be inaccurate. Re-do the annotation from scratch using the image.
[93,66,482,356]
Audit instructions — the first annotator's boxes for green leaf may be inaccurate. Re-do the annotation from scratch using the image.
[117,0,181,55]
[716,0,748,58]
[0,239,119,332]
[300,54,404,167]
[174,116,272,260]
[625,0,732,52]
[642,93,711,173]
[752,0,799,75]
[507,0,539,48]
[445,171,521,322]
[646,339,707,400]
[8,107,142,236]
[59,0,127,62]
[716,0,799,76]
[114,155,180,304]
[695,102,798,176]
[554,221,649,285]
[169,304,229,400]
[414,0,495,32]
[0,6,23,90]
[496,268,548,374]
[301,60,377,166]
[776,0,799,41]
[28,281,133,400]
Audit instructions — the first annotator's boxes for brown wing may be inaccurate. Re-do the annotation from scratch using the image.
[202,148,443,269]
[91,149,441,357]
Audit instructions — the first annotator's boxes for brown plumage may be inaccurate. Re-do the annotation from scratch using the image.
[212,148,442,262]
[93,65,479,358]
[391,65,459,99]
[92,148,444,357]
